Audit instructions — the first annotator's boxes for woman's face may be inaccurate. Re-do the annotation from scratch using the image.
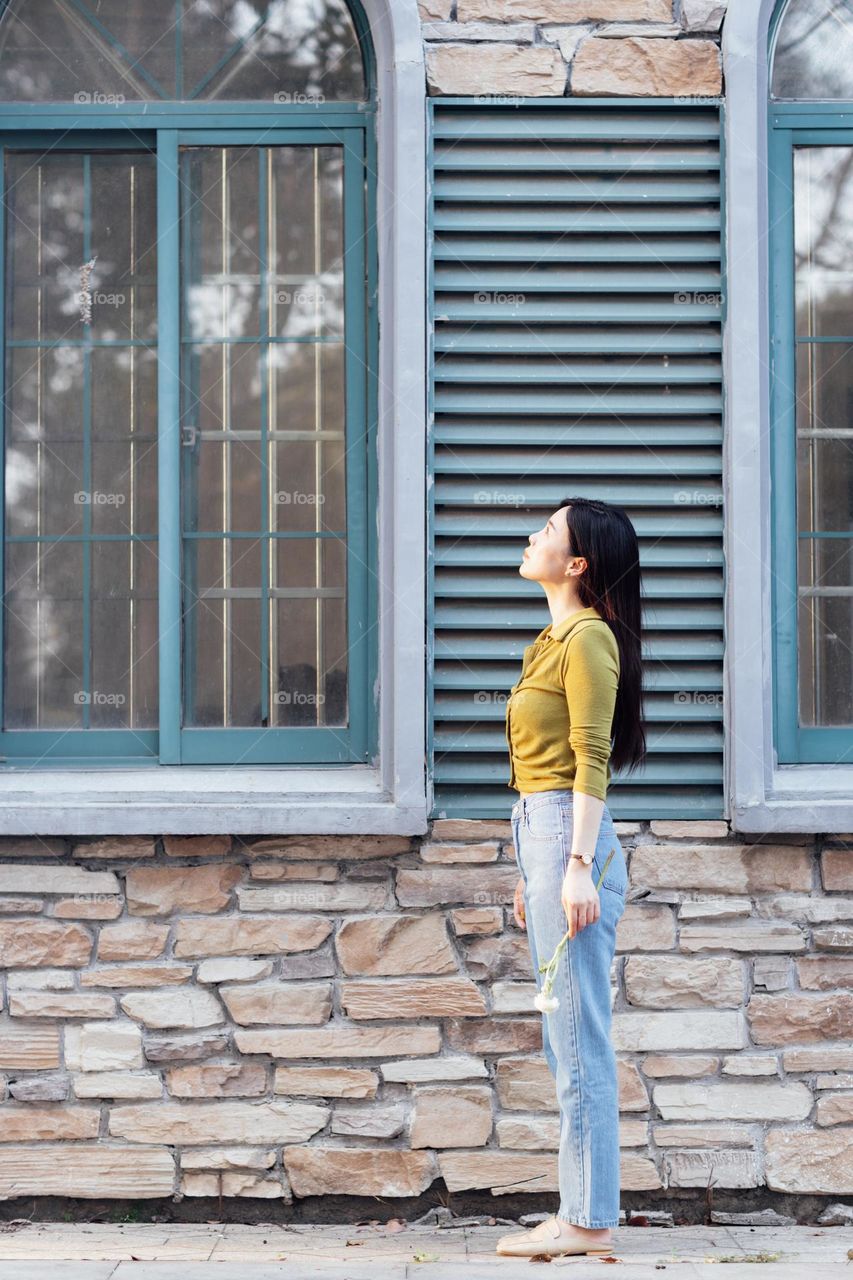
[520,505,578,584]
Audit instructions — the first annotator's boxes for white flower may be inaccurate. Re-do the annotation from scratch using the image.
[534,991,559,1013]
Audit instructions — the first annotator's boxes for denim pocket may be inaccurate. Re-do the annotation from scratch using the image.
[595,842,627,897]
[525,803,564,842]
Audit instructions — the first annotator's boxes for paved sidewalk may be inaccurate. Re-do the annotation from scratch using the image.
[0,1220,852,1278]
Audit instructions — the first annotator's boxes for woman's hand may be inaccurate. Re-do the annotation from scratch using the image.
[513,877,526,929]
[561,864,600,938]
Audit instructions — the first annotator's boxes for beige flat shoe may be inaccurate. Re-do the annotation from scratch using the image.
[495,1214,614,1258]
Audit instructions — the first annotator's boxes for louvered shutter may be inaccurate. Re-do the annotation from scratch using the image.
[427,99,724,821]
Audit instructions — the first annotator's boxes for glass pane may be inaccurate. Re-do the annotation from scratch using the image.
[772,0,853,99]
[797,541,853,725]
[180,144,348,730]
[0,0,366,102]
[795,148,853,338]
[2,150,158,730]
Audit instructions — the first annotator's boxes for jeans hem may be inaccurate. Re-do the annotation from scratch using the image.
[557,1211,619,1229]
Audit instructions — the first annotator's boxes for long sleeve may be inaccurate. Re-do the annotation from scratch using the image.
[561,623,619,802]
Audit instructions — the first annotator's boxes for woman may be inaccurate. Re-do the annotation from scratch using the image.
[496,497,647,1260]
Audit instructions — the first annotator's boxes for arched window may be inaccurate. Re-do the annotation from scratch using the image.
[0,0,377,770]
[768,0,853,764]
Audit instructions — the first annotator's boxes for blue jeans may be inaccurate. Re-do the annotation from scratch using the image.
[510,788,628,1229]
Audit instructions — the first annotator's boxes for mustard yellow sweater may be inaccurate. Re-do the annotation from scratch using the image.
[505,605,620,800]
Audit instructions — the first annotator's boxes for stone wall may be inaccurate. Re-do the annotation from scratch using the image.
[0,820,850,1204]
[419,0,726,97]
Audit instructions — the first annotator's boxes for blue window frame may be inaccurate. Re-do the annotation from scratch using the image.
[768,0,853,763]
[0,0,378,769]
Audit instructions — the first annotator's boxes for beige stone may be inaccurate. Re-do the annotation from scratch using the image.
[754,956,793,991]
[71,836,155,860]
[620,1119,650,1147]
[816,1093,853,1125]
[240,834,411,860]
[615,903,676,952]
[495,1057,558,1111]
[650,821,729,839]
[653,1124,757,1148]
[120,989,224,1030]
[463,934,537,981]
[572,36,721,96]
[0,865,120,894]
[814,926,853,950]
[180,1147,276,1170]
[642,1055,718,1078]
[820,848,853,891]
[53,896,123,919]
[419,841,500,864]
[8,992,115,1019]
[126,863,242,916]
[237,883,387,912]
[411,1086,492,1148]
[439,1150,557,1193]
[678,897,752,921]
[181,1171,283,1198]
[249,861,339,882]
[197,958,274,984]
[174,915,332,958]
[664,1148,760,1188]
[619,1060,651,1110]
[0,920,92,967]
[419,0,452,20]
[721,1055,777,1076]
[0,897,44,913]
[143,1033,229,1064]
[679,923,807,952]
[72,1072,163,1099]
[758,895,853,923]
[381,1055,487,1083]
[797,957,853,990]
[7,968,75,991]
[491,981,537,1014]
[284,1147,436,1197]
[630,843,811,894]
[445,1017,541,1056]
[765,1127,853,1193]
[0,1146,174,1197]
[0,1026,60,1069]
[748,994,853,1045]
[449,907,502,936]
[614,1010,745,1052]
[496,1115,560,1149]
[81,965,193,988]
[426,43,565,97]
[621,1152,665,1189]
[274,1066,379,1098]
[330,1104,405,1139]
[220,981,332,1026]
[653,1082,811,1122]
[65,1021,143,1071]
[395,866,518,908]
[335,914,457,976]
[167,1063,267,1098]
[0,1106,100,1140]
[430,819,510,842]
[784,1047,853,1072]
[0,837,66,858]
[458,0,670,15]
[236,1025,441,1059]
[340,978,486,1020]
[110,1100,327,1145]
[624,956,744,1009]
[162,835,232,858]
[98,922,169,960]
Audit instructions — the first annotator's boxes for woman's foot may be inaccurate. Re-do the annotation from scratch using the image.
[495,1214,614,1258]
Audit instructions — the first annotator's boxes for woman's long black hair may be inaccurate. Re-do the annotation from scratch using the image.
[558,495,647,778]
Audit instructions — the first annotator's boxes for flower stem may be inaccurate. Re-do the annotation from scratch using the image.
[537,847,617,987]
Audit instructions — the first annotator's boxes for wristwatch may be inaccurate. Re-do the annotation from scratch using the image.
[569,852,594,866]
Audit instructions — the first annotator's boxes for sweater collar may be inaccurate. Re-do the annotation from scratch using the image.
[544,605,602,644]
